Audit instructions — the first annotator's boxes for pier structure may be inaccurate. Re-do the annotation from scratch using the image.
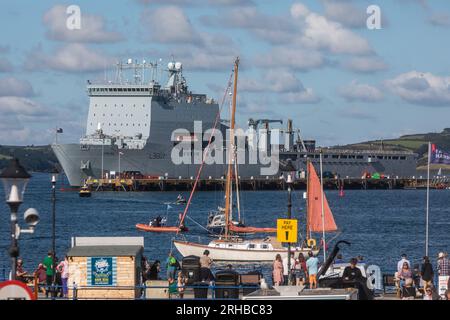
[77,176,447,192]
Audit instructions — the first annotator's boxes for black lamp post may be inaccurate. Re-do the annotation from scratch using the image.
[281,159,297,285]
[0,158,31,280]
[51,167,59,292]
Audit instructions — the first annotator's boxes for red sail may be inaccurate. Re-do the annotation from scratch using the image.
[307,162,338,232]
[228,224,277,233]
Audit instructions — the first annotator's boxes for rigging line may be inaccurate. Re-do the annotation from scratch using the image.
[184,215,214,233]
[177,71,234,234]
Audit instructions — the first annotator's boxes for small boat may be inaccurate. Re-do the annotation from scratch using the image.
[79,185,91,197]
[206,207,247,234]
[136,223,188,233]
[174,236,318,262]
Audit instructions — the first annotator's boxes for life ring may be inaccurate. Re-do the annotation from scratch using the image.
[307,239,316,248]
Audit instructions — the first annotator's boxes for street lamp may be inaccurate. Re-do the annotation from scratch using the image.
[51,167,59,291]
[0,158,39,280]
[281,158,297,285]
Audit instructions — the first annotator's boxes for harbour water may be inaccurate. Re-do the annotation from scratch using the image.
[1,172,449,280]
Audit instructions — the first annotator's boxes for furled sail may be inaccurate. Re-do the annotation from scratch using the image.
[228,224,276,233]
[307,162,338,232]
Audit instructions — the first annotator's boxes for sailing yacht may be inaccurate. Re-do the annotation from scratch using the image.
[173,58,326,262]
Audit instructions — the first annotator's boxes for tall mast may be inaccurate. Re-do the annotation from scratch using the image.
[306,159,310,240]
[224,57,239,239]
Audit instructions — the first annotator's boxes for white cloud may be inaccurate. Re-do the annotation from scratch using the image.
[294,7,372,55]
[254,47,326,71]
[0,58,14,72]
[137,0,254,6]
[0,96,49,117]
[240,69,320,104]
[43,5,123,43]
[0,77,35,97]
[202,2,373,59]
[24,43,115,73]
[0,46,10,54]
[428,13,450,27]
[322,0,367,28]
[386,71,450,106]
[141,6,201,44]
[173,48,238,72]
[140,6,240,72]
[281,89,321,104]
[338,81,384,102]
[342,56,388,73]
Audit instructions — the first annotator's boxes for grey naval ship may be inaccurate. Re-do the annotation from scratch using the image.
[52,59,418,186]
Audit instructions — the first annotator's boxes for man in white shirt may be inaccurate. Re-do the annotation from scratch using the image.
[282,252,295,285]
[397,254,411,273]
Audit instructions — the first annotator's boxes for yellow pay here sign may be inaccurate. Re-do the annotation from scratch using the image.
[277,219,298,243]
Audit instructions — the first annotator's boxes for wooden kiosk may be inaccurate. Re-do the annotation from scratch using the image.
[66,237,144,299]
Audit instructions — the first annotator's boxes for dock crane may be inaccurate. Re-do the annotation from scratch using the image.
[248,118,283,130]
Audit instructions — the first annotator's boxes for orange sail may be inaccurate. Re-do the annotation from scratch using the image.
[307,162,338,233]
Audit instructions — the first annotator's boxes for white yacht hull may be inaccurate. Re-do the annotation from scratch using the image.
[173,240,319,262]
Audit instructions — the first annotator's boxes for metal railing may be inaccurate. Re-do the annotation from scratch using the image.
[31,282,261,300]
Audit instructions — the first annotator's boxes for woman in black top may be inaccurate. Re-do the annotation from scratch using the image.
[420,256,434,292]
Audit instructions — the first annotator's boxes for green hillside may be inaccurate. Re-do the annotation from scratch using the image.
[337,128,450,167]
[0,145,59,172]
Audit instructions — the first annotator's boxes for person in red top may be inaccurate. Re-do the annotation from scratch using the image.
[34,263,47,295]
[293,253,308,286]
[16,259,28,283]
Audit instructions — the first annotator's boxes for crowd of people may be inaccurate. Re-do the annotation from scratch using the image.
[270,250,450,300]
[14,251,70,298]
[395,252,450,300]
[11,248,450,300]
[272,251,319,288]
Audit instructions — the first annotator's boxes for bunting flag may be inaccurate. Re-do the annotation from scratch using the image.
[430,144,450,164]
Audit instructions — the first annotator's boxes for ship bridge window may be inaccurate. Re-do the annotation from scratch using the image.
[357,155,364,159]
[248,244,255,249]
[392,156,399,160]
[400,156,406,160]
[323,155,328,158]
[349,155,356,159]
[340,155,348,159]
[377,156,383,159]
[132,88,136,92]
[332,155,339,159]
[114,88,117,92]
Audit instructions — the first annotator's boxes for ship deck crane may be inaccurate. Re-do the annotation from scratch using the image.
[248,118,283,130]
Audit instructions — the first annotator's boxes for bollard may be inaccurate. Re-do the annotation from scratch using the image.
[72,282,77,300]
[34,274,38,300]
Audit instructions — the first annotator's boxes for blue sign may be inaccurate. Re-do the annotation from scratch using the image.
[87,257,117,286]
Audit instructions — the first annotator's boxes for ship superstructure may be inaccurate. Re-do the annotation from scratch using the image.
[52,59,418,186]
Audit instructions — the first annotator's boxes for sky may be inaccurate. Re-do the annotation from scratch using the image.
[1,0,450,147]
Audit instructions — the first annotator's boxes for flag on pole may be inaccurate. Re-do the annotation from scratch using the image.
[56,128,63,133]
[430,144,450,164]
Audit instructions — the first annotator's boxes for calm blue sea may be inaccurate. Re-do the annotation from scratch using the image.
[0,172,449,280]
